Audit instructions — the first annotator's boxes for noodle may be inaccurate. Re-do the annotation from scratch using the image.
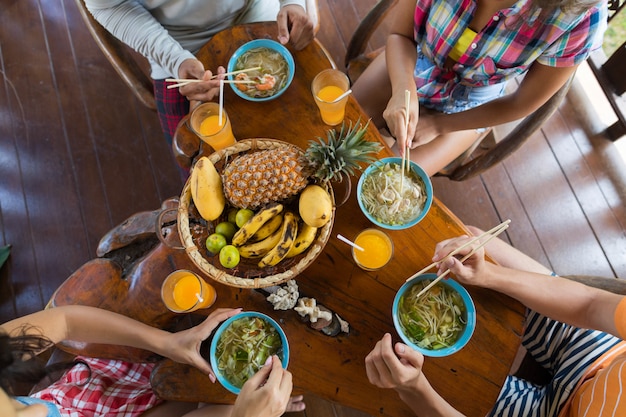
[360,162,427,226]
[234,47,289,98]
[398,280,466,350]
[215,316,283,388]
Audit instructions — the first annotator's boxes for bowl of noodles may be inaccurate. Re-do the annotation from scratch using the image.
[393,273,476,357]
[356,157,433,230]
[227,39,295,102]
[209,311,289,394]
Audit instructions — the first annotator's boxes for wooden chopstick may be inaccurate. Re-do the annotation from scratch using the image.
[401,89,411,189]
[407,220,511,300]
[165,67,262,89]
[405,219,511,283]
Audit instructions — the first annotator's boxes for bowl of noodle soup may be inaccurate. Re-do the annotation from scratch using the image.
[357,157,433,230]
[227,39,295,102]
[393,273,476,357]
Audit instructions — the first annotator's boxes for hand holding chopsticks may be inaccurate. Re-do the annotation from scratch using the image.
[405,219,511,298]
[166,66,261,89]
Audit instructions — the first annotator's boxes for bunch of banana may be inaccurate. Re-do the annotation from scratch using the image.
[234,205,319,267]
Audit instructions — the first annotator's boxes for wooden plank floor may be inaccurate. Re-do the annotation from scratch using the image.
[1,0,625,416]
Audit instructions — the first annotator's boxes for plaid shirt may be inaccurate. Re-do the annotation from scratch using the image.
[412,0,608,104]
[30,357,160,417]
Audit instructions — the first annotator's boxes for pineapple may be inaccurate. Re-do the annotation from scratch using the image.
[222,120,382,209]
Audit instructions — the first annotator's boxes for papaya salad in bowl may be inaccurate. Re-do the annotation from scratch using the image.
[209,311,289,394]
[392,273,476,357]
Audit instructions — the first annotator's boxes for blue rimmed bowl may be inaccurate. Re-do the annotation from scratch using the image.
[356,157,433,230]
[227,39,295,102]
[392,273,476,357]
[209,311,289,394]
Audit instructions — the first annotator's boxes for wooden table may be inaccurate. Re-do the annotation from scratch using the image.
[51,22,526,417]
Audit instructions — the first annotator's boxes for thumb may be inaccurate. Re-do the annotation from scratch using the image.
[276,10,289,45]
[242,355,273,390]
[395,342,423,368]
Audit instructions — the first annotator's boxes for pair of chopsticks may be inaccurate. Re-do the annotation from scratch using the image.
[405,219,511,298]
[400,90,411,189]
[165,66,261,89]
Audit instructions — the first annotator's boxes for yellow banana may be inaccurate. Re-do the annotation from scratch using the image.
[237,226,284,258]
[258,211,298,268]
[286,222,318,258]
[232,203,284,246]
[249,213,284,242]
[190,157,226,221]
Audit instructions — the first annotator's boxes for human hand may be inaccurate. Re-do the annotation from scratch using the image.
[232,355,301,417]
[409,111,441,149]
[163,308,242,381]
[276,5,315,50]
[177,58,226,102]
[365,333,424,394]
[382,90,419,156]
[432,234,489,287]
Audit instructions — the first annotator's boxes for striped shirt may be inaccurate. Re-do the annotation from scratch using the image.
[559,297,626,416]
[412,0,608,104]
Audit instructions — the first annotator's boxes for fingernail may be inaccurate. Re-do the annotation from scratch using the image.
[278,36,288,44]
[397,343,405,353]
[264,356,272,366]
[209,372,216,383]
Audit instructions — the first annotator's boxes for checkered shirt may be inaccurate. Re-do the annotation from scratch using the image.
[30,356,161,417]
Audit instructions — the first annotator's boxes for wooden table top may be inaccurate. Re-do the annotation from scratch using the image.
[155,23,526,416]
[49,22,525,417]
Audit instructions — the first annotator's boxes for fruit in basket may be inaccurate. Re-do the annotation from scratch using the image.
[221,120,382,209]
[258,211,298,267]
[238,226,284,258]
[190,157,226,221]
[215,221,237,243]
[250,213,284,242]
[286,222,318,258]
[219,245,240,268]
[232,203,284,246]
[235,209,255,228]
[206,233,228,255]
[299,184,332,227]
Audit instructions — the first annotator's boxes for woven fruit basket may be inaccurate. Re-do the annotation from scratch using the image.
[178,138,335,289]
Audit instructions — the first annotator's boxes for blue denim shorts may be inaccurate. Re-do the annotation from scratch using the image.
[415,54,506,115]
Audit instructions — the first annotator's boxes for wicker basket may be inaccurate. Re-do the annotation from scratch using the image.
[178,139,335,288]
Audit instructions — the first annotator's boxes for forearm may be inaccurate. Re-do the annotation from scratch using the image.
[85,0,194,78]
[2,306,172,356]
[386,34,418,97]
[481,264,622,335]
[397,374,465,417]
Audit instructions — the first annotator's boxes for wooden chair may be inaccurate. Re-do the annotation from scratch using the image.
[345,0,573,181]
[73,0,320,111]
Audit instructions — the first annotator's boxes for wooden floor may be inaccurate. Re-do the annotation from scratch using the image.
[1,0,625,416]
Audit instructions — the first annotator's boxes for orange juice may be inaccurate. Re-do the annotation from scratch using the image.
[352,229,393,270]
[190,102,237,151]
[162,270,217,313]
[311,69,350,126]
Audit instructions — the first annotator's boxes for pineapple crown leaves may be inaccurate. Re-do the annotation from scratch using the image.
[305,119,382,183]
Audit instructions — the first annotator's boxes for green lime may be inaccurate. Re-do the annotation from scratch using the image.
[227,208,239,225]
[219,245,240,268]
[235,208,255,228]
[206,233,227,255]
[215,221,237,242]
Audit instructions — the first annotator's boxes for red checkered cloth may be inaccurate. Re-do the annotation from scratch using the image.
[30,356,161,417]
[154,79,190,147]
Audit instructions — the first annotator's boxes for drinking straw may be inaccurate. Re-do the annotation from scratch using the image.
[218,80,224,126]
[330,89,353,103]
[337,234,364,251]
[196,293,204,303]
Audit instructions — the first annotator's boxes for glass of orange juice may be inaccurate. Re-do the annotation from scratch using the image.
[352,228,394,271]
[161,270,217,313]
[189,102,236,152]
[311,69,351,126]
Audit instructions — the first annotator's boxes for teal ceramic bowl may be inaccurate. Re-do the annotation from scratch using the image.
[392,273,476,357]
[357,157,433,230]
[209,311,289,394]
[227,39,295,102]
